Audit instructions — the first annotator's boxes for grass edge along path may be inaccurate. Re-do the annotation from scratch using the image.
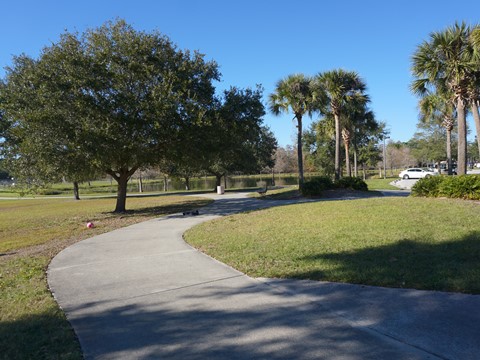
[185,196,480,295]
[0,195,212,360]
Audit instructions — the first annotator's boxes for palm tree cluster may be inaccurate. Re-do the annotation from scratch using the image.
[411,22,480,175]
[269,70,375,185]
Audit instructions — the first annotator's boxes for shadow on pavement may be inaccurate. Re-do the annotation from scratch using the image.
[62,279,435,360]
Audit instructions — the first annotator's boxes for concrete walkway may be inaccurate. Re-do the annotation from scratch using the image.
[48,192,479,359]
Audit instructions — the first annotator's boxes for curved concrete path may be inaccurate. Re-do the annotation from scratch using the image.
[48,192,479,359]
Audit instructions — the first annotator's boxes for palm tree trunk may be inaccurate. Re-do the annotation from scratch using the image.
[457,98,467,175]
[342,128,351,177]
[353,143,358,177]
[334,113,341,180]
[471,101,480,158]
[446,128,453,175]
[296,115,305,186]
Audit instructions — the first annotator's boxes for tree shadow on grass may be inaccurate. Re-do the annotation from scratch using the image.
[100,199,213,218]
[0,309,82,360]
[286,231,480,294]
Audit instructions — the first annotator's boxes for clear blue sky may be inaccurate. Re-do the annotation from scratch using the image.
[1,0,479,146]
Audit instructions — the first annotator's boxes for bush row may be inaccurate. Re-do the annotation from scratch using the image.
[411,175,480,200]
[300,176,368,197]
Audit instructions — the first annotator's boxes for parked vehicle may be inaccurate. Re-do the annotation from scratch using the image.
[433,161,457,175]
[399,168,438,180]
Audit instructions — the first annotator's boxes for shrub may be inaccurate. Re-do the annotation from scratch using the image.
[334,177,368,191]
[301,176,334,197]
[439,175,480,200]
[411,176,444,197]
[412,175,480,200]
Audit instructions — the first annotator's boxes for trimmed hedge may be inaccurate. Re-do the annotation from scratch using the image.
[411,175,480,200]
[301,176,368,196]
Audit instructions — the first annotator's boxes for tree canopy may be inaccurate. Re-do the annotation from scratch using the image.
[204,86,277,186]
[411,22,479,175]
[269,74,315,186]
[1,20,277,209]
[1,20,220,211]
[314,69,369,180]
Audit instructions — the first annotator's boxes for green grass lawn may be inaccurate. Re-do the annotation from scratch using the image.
[185,197,480,294]
[364,177,399,190]
[0,195,212,360]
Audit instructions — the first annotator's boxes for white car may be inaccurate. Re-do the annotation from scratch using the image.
[399,168,437,180]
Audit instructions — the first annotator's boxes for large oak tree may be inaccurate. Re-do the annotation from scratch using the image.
[1,20,219,211]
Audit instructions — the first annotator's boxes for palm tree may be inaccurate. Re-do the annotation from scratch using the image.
[471,26,480,49]
[348,105,378,177]
[468,25,480,158]
[467,74,480,158]
[314,69,369,180]
[269,74,315,186]
[412,22,476,175]
[418,91,456,175]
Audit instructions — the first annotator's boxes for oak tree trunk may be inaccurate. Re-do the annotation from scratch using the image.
[73,181,80,200]
[115,174,129,213]
[107,167,138,213]
[215,174,222,187]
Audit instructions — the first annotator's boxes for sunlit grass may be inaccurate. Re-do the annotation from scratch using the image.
[0,195,212,359]
[364,177,399,190]
[185,197,480,294]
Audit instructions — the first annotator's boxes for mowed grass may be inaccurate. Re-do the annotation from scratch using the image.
[185,197,480,294]
[364,177,399,190]
[0,195,212,360]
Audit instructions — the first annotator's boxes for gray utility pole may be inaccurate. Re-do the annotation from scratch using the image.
[383,136,389,180]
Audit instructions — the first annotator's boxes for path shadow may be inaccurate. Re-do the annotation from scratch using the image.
[59,283,430,360]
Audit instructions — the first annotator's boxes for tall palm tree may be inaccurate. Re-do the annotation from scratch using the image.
[314,69,369,180]
[341,99,371,177]
[471,26,480,49]
[468,25,480,158]
[269,74,315,186]
[347,105,378,177]
[412,22,476,175]
[467,73,480,158]
[418,91,456,175]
